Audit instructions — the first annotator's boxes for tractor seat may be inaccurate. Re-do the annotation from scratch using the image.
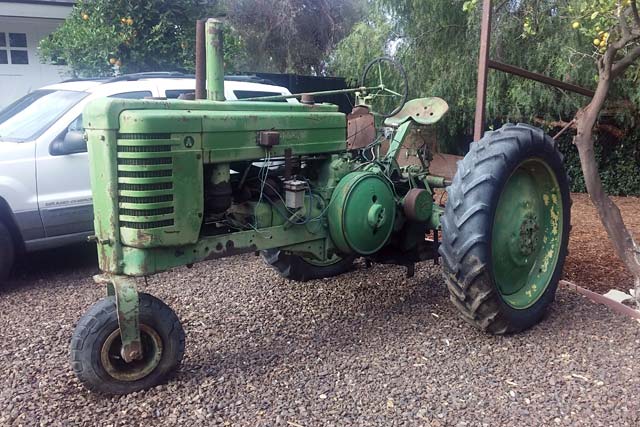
[383,97,449,128]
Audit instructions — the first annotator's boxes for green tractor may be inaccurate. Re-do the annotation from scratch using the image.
[71,19,570,394]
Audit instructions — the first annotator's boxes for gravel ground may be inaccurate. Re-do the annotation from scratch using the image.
[564,193,640,294]
[1,244,639,427]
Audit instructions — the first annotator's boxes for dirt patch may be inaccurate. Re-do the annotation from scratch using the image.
[565,193,640,294]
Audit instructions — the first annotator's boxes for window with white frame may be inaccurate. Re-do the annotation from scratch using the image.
[0,32,29,65]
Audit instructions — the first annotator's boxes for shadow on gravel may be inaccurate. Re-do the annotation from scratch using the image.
[180,264,447,383]
[3,243,99,292]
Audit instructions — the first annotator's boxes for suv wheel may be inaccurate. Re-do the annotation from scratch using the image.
[0,221,14,284]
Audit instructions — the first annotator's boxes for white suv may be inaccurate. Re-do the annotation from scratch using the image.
[0,73,297,282]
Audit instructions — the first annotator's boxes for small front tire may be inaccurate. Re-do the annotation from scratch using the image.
[71,293,185,395]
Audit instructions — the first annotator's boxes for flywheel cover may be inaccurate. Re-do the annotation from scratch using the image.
[328,172,396,255]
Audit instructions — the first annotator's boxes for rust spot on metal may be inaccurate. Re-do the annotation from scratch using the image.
[133,229,153,246]
[403,188,430,222]
[429,153,462,181]
[346,106,375,150]
[301,94,315,104]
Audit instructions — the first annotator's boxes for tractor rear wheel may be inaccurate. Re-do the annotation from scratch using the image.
[261,249,355,282]
[439,123,570,334]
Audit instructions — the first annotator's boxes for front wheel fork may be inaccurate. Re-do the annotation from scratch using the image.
[94,274,142,363]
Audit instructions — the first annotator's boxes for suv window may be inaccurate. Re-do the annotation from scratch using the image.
[67,115,83,133]
[109,91,153,99]
[233,90,287,101]
[165,89,194,99]
[0,90,88,142]
[54,90,154,153]
[0,90,52,125]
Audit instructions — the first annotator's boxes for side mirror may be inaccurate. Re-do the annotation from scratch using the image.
[50,130,87,155]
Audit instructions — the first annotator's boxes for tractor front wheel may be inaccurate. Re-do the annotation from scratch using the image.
[261,249,355,282]
[439,123,570,334]
[71,293,185,394]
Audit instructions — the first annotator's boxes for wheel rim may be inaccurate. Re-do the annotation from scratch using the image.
[303,253,344,267]
[101,324,163,382]
[491,159,563,309]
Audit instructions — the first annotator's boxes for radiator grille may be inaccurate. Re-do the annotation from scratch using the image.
[117,145,172,153]
[118,169,172,178]
[119,195,174,204]
[118,133,171,140]
[118,182,173,192]
[118,157,172,166]
[117,136,176,231]
[119,207,174,217]
[120,219,175,229]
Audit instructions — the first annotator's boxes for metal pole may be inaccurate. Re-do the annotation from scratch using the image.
[205,18,225,101]
[488,60,595,98]
[474,0,491,142]
[195,19,206,100]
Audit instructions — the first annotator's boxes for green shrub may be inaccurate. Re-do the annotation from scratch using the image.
[556,130,640,196]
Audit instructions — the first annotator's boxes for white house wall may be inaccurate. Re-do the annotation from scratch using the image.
[0,8,71,108]
[1,1,71,20]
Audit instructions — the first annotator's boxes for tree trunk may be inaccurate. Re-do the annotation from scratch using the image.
[573,76,640,305]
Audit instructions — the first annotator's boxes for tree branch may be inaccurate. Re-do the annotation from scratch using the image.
[494,0,510,14]
[532,117,626,139]
[620,5,632,40]
[612,7,640,49]
[612,44,640,77]
[631,0,640,28]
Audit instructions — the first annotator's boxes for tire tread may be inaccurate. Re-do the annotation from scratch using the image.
[439,123,570,335]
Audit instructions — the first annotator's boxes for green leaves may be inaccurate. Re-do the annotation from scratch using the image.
[462,0,478,13]
[38,0,228,77]
[331,1,593,144]
[557,131,640,196]
[332,0,640,159]
[38,0,363,78]
[564,0,640,56]
[225,0,365,74]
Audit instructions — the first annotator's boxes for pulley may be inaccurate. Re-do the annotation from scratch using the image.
[328,172,396,255]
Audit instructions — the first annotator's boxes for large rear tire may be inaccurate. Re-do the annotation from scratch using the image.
[261,249,355,282]
[439,124,570,334]
[0,221,14,284]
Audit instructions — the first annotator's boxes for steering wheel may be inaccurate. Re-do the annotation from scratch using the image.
[359,57,409,118]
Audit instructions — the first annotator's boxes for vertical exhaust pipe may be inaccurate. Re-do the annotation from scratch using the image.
[195,19,206,100]
[205,18,226,101]
[203,18,230,211]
